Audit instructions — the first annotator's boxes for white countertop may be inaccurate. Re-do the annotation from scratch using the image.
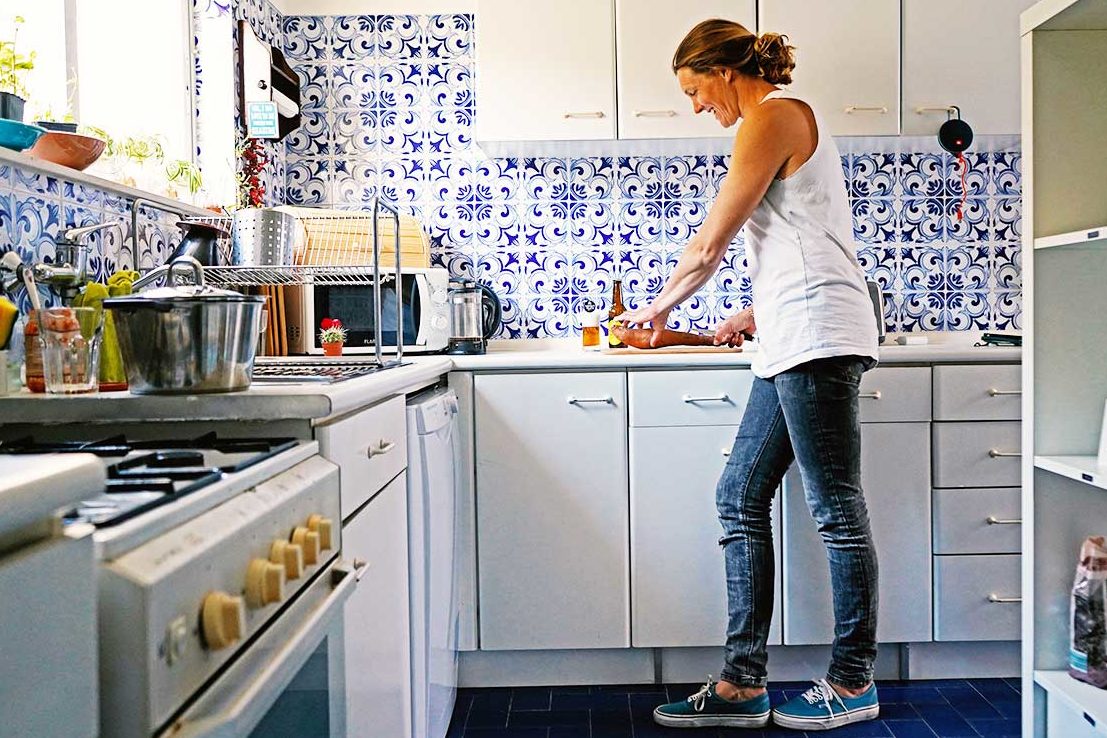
[0,333,1018,425]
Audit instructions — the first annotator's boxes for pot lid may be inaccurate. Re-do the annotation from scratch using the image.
[111,256,262,303]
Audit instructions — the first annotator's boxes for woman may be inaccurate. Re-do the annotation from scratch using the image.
[620,19,881,732]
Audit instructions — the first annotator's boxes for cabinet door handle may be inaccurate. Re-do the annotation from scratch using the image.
[844,105,889,115]
[987,594,1022,604]
[859,391,882,400]
[633,109,678,118]
[987,388,1022,397]
[567,395,614,405]
[986,516,1022,525]
[367,440,396,458]
[563,111,606,119]
[914,105,958,115]
[682,393,731,404]
[721,448,731,458]
[988,449,1021,458]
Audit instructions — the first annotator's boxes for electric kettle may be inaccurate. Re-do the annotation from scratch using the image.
[446,279,502,355]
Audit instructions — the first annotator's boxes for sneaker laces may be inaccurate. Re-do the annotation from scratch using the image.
[688,676,714,712]
[800,679,848,715]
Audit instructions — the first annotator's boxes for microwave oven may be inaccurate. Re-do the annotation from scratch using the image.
[284,267,450,354]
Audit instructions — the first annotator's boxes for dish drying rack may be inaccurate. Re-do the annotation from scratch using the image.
[154,199,409,366]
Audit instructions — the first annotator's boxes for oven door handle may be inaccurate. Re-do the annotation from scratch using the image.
[163,560,362,738]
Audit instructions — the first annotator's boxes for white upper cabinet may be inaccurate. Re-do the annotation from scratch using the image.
[758,0,900,136]
[902,0,1037,135]
[615,0,756,139]
[475,0,617,141]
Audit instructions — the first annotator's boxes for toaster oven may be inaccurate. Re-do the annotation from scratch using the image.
[284,267,450,354]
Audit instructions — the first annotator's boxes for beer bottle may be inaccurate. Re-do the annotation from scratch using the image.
[607,279,626,348]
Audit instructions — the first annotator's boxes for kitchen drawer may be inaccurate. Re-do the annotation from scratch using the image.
[934,554,1021,641]
[933,421,1021,488]
[857,366,932,422]
[629,369,753,427]
[933,364,1021,421]
[316,395,407,520]
[933,488,1022,554]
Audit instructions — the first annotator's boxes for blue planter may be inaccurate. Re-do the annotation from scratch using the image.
[0,92,25,123]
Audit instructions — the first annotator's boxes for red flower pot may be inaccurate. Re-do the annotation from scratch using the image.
[322,341,344,357]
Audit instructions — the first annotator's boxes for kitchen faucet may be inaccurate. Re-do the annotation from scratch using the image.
[0,221,124,304]
[130,197,186,268]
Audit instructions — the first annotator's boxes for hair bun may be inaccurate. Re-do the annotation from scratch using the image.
[754,32,796,85]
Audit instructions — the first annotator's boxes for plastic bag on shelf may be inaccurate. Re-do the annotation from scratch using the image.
[1071,536,1107,687]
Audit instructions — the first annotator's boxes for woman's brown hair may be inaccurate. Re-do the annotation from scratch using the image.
[671,18,796,86]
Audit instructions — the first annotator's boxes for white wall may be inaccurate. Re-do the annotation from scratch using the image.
[275,0,473,13]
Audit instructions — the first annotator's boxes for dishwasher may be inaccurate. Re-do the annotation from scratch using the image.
[407,386,461,738]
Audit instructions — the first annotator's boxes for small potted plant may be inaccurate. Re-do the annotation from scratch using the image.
[319,318,347,357]
[0,16,34,122]
[165,159,203,203]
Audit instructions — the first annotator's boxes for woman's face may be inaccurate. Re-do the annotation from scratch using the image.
[677,67,739,127]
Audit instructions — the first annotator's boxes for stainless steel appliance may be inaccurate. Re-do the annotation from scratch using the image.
[106,257,264,394]
[285,266,450,355]
[446,279,502,355]
[0,433,357,738]
[866,280,886,344]
[0,455,101,738]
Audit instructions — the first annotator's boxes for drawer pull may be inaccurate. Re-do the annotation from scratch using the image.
[987,593,1022,604]
[986,516,1022,525]
[367,440,396,458]
[987,388,1022,397]
[721,448,731,458]
[681,393,731,404]
[988,449,1021,458]
[563,111,606,119]
[634,109,678,118]
[567,395,614,405]
[844,105,889,115]
[859,391,882,400]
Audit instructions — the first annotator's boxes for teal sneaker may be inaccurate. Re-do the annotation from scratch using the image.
[653,676,771,728]
[771,679,879,731]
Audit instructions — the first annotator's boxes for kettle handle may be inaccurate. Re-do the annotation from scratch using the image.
[480,284,502,340]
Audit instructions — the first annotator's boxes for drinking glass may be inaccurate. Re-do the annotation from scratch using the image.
[38,307,105,394]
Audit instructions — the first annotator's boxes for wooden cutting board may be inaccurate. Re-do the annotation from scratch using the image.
[601,345,744,355]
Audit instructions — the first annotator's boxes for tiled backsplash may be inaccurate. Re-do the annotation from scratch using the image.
[280,12,1022,338]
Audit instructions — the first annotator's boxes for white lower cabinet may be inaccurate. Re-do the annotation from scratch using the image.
[630,424,782,647]
[343,473,412,738]
[933,554,1021,642]
[783,422,932,644]
[474,372,630,650]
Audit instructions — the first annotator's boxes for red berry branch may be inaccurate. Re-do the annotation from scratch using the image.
[237,137,269,209]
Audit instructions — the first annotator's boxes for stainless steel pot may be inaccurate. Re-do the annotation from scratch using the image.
[104,257,264,394]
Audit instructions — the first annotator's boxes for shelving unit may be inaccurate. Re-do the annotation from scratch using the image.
[1022,0,1107,736]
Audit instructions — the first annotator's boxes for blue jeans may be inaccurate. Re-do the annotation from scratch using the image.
[716,356,878,690]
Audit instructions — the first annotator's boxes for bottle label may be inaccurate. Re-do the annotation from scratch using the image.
[608,319,624,347]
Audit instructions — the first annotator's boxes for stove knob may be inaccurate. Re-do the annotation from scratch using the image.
[291,526,320,565]
[270,540,304,580]
[245,558,286,609]
[201,591,245,650]
[306,514,334,551]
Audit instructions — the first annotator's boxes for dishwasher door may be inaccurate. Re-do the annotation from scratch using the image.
[407,387,460,738]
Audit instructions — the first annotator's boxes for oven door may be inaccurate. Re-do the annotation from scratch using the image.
[310,275,423,353]
[161,560,362,738]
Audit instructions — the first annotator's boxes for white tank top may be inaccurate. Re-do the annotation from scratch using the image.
[744,89,878,378]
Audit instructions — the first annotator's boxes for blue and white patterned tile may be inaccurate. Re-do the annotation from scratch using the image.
[899,153,945,198]
[667,295,712,332]
[990,291,1022,331]
[295,64,330,110]
[992,151,1021,196]
[285,158,330,205]
[377,157,426,205]
[63,182,104,210]
[429,204,475,247]
[663,156,711,199]
[285,111,331,156]
[992,198,1021,242]
[525,295,573,338]
[283,16,330,61]
[0,162,11,188]
[0,192,13,250]
[849,153,897,198]
[331,63,377,109]
[331,110,379,156]
[378,108,426,154]
[941,291,991,330]
[11,197,61,261]
[901,246,946,293]
[894,291,940,332]
[572,250,617,295]
[945,243,991,291]
[332,15,374,59]
[710,249,751,295]
[897,198,945,243]
[618,200,664,246]
[426,14,473,59]
[944,152,990,197]
[495,296,525,338]
[523,158,568,201]
[662,200,707,244]
[572,202,615,246]
[425,62,473,108]
[617,157,663,200]
[377,62,423,108]
[12,168,60,197]
[475,158,521,201]
[851,198,897,243]
[569,157,614,200]
[430,247,474,280]
[471,203,521,247]
[992,242,1021,291]
[331,161,377,206]
[522,202,570,247]
[710,154,731,196]
[426,107,472,154]
[525,249,572,295]
[376,15,423,59]
[619,248,674,296]
[944,198,991,241]
[856,246,898,291]
[474,250,523,296]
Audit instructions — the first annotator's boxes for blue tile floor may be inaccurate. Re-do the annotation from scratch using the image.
[447,677,1021,737]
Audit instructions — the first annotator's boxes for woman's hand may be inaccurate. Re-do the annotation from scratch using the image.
[714,307,756,347]
[620,303,672,347]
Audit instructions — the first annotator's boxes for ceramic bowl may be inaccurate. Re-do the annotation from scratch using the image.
[0,119,46,152]
[28,131,107,171]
